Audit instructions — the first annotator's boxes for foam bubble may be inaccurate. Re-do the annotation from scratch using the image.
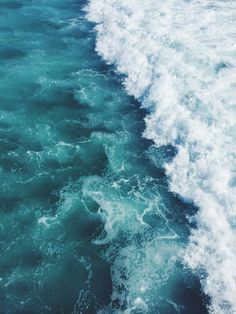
[87,0,236,312]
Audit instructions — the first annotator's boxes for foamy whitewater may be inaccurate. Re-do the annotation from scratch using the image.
[87,1,236,313]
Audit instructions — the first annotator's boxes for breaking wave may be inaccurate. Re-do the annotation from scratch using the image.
[86,0,236,312]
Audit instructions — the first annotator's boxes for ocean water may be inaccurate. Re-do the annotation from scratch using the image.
[0,1,233,314]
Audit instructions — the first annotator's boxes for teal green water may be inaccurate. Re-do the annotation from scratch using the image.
[0,1,208,313]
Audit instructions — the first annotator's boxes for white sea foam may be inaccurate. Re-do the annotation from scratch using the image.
[86,0,236,312]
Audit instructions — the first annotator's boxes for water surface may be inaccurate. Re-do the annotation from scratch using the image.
[0,1,208,313]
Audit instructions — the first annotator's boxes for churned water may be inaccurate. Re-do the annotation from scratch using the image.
[0,1,211,313]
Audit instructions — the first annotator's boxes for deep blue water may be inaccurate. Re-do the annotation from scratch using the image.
[0,1,209,313]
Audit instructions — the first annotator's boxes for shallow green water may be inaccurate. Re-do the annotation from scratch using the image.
[0,1,208,313]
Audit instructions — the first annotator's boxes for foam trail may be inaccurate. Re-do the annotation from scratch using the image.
[86,1,236,313]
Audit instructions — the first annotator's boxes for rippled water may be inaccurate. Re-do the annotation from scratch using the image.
[0,1,209,313]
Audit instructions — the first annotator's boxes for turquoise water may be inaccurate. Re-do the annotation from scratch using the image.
[0,1,208,313]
